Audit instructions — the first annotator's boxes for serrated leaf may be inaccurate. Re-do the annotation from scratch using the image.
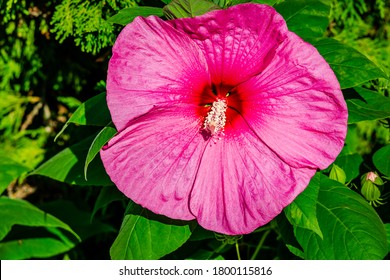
[163,0,220,19]
[346,87,390,123]
[84,125,117,180]
[275,0,330,39]
[312,38,388,89]
[284,173,323,239]
[0,196,80,242]
[0,156,30,195]
[110,201,194,259]
[294,175,388,259]
[0,238,75,260]
[107,7,164,25]
[373,145,390,177]
[55,93,111,141]
[30,135,113,186]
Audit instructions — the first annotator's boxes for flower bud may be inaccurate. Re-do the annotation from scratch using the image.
[329,164,346,184]
[360,172,385,207]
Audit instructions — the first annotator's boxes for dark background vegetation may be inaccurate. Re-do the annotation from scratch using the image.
[0,0,389,259]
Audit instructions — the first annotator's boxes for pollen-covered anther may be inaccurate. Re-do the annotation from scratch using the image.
[203,99,228,138]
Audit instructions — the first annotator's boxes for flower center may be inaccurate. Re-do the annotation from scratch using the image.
[203,99,227,138]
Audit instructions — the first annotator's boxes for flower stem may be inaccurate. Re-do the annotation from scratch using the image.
[235,242,241,260]
[250,230,271,260]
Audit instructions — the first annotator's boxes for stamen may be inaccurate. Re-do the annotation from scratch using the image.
[203,99,227,138]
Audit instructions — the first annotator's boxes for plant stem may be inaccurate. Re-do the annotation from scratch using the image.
[235,242,241,260]
[251,230,271,260]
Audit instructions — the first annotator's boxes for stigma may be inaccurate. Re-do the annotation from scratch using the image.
[203,99,227,138]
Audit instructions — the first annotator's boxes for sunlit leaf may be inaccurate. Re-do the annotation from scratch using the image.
[30,135,113,186]
[55,93,111,141]
[163,0,220,19]
[107,7,164,25]
[275,0,330,39]
[0,196,80,242]
[312,38,387,89]
[346,87,390,123]
[294,175,388,259]
[0,238,75,260]
[110,201,194,259]
[373,145,390,177]
[84,125,117,180]
[284,173,323,239]
[0,156,30,195]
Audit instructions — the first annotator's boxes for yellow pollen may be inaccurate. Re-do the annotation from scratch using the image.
[203,99,227,138]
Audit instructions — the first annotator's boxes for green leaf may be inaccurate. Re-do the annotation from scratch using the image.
[110,201,194,259]
[312,38,388,89]
[55,93,111,141]
[227,0,252,7]
[346,87,390,124]
[107,7,164,25]
[0,156,30,195]
[189,225,215,241]
[251,0,279,5]
[284,173,323,239]
[163,0,220,19]
[30,135,113,186]
[385,224,390,252]
[84,125,117,180]
[91,186,125,221]
[294,175,388,259]
[0,196,80,242]
[39,200,116,241]
[373,145,390,177]
[275,0,330,39]
[334,153,363,182]
[285,244,304,259]
[0,238,75,260]
[161,0,172,4]
[212,0,227,7]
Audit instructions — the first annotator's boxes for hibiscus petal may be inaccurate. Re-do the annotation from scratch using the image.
[100,106,207,220]
[234,32,347,170]
[170,3,287,89]
[107,16,210,131]
[189,114,316,235]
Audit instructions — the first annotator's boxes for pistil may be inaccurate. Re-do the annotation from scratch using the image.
[203,99,228,138]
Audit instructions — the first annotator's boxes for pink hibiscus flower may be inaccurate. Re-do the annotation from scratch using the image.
[100,3,348,235]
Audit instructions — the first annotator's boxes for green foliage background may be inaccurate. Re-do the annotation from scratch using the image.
[0,0,389,260]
